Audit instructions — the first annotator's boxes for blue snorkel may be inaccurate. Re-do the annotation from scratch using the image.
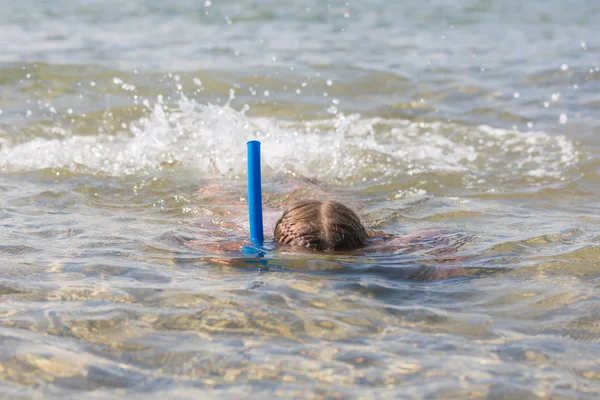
[247,140,264,248]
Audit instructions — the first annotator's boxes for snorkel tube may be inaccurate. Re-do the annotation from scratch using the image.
[247,140,264,248]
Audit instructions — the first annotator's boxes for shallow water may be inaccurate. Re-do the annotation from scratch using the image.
[1,0,600,398]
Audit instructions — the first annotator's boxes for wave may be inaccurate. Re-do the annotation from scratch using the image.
[0,95,579,187]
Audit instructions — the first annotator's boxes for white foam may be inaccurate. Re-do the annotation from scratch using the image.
[0,96,579,185]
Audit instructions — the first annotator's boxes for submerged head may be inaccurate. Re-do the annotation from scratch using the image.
[274,200,368,251]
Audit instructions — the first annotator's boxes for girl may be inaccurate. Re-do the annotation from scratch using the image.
[188,182,472,261]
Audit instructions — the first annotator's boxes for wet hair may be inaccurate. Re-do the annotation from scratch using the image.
[274,200,368,251]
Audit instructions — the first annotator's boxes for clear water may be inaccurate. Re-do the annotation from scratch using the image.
[1,0,599,398]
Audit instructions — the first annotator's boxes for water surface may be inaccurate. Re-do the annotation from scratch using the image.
[1,0,600,398]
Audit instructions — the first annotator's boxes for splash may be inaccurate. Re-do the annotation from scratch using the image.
[0,96,579,186]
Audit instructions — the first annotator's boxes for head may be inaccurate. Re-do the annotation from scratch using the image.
[274,200,368,251]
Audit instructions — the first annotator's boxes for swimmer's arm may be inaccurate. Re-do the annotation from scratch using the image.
[365,230,462,253]
[197,183,246,207]
[186,239,248,255]
[365,230,433,249]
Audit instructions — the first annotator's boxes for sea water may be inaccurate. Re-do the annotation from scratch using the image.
[0,0,599,398]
